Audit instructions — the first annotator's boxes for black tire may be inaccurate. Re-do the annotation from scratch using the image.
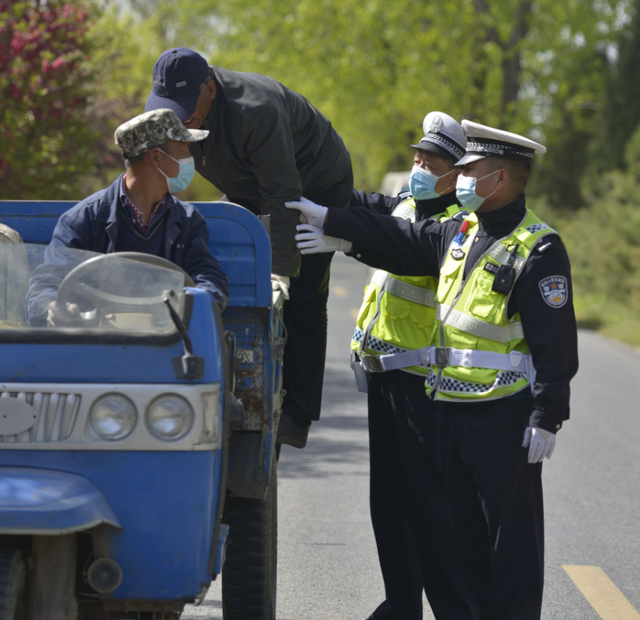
[0,548,27,620]
[222,462,277,620]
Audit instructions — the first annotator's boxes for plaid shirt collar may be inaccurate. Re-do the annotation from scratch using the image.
[120,174,168,231]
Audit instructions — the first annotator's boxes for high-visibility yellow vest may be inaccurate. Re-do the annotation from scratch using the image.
[424,208,560,400]
[351,198,461,376]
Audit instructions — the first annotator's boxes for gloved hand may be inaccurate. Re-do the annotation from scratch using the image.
[271,274,290,300]
[522,426,556,464]
[294,224,353,255]
[284,197,328,228]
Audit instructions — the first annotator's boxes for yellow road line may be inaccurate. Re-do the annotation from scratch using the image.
[349,308,359,320]
[563,565,640,620]
[333,285,348,298]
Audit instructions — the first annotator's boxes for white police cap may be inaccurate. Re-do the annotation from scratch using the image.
[456,120,546,167]
[410,112,467,162]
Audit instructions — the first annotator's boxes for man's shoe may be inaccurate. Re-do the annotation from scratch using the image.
[276,413,311,449]
[366,601,393,620]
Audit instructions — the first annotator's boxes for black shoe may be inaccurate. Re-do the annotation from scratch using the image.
[366,601,394,620]
[276,413,311,449]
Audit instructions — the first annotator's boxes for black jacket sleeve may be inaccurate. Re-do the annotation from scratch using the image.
[512,237,579,433]
[244,105,303,278]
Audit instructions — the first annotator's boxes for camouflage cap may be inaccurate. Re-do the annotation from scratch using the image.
[114,108,209,158]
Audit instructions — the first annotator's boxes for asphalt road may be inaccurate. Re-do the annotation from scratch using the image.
[183,252,640,620]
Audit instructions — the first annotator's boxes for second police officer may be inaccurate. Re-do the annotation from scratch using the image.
[297,112,476,620]
[287,120,579,620]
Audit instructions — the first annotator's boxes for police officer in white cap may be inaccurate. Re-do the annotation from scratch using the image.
[296,113,476,620]
[286,120,579,620]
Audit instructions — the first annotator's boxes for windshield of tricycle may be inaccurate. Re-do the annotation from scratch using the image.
[0,243,186,335]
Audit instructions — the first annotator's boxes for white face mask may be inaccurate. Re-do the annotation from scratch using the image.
[455,170,500,211]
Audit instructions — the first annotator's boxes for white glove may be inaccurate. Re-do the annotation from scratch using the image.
[284,197,328,228]
[522,426,556,464]
[271,274,290,300]
[294,224,353,255]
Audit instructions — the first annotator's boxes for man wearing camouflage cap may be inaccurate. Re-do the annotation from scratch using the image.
[30,108,229,327]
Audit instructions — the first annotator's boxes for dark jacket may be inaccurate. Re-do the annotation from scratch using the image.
[191,67,353,277]
[27,175,229,324]
[325,195,579,434]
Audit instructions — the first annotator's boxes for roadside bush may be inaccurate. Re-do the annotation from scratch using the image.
[530,124,640,344]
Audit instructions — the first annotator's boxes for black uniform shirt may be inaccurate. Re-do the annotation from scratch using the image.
[326,194,579,433]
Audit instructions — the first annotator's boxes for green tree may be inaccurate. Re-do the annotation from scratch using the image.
[600,0,640,172]
[195,0,626,200]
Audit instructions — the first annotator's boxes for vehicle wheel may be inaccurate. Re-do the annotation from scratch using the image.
[0,548,27,620]
[222,462,277,620]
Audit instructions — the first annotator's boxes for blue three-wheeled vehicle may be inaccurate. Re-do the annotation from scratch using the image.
[0,200,283,619]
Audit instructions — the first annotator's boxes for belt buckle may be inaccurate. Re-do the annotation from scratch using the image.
[434,347,451,367]
[363,355,384,373]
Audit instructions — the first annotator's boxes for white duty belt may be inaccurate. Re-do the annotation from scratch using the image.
[359,347,536,382]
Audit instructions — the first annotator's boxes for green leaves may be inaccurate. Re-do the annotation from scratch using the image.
[0,0,633,208]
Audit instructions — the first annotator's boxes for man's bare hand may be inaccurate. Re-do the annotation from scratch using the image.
[46,301,80,327]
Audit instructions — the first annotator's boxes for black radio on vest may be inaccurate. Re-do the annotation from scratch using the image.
[492,243,520,295]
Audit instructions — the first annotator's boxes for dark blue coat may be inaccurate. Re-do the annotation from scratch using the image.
[27,176,229,324]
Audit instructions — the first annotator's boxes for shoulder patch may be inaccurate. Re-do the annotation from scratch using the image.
[539,275,568,308]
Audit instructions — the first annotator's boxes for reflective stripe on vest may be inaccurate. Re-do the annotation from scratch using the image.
[426,208,559,401]
[350,199,460,376]
[435,304,525,343]
[371,270,437,308]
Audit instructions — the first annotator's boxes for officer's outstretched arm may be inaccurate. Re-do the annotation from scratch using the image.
[320,202,444,276]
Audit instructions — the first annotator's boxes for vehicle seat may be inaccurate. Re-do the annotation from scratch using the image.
[0,224,29,327]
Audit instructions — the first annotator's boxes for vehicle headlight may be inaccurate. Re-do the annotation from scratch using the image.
[90,394,137,440]
[146,394,194,441]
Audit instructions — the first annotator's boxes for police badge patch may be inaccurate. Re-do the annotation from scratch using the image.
[539,276,568,308]
[430,116,443,133]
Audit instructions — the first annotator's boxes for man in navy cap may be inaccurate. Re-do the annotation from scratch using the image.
[286,121,579,620]
[146,47,353,449]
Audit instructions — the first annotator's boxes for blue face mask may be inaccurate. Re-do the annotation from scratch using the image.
[455,170,499,212]
[408,165,455,201]
[157,150,196,193]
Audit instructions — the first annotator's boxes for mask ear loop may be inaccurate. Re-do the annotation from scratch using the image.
[155,149,176,191]
[435,167,459,196]
[475,168,502,201]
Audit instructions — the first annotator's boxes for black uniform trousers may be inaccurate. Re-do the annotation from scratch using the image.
[368,370,476,620]
[282,172,353,422]
[434,396,544,620]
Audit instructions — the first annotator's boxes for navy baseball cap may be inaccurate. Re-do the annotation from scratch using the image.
[145,48,210,121]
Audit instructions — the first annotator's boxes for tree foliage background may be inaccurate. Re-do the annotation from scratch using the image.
[2,0,640,341]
